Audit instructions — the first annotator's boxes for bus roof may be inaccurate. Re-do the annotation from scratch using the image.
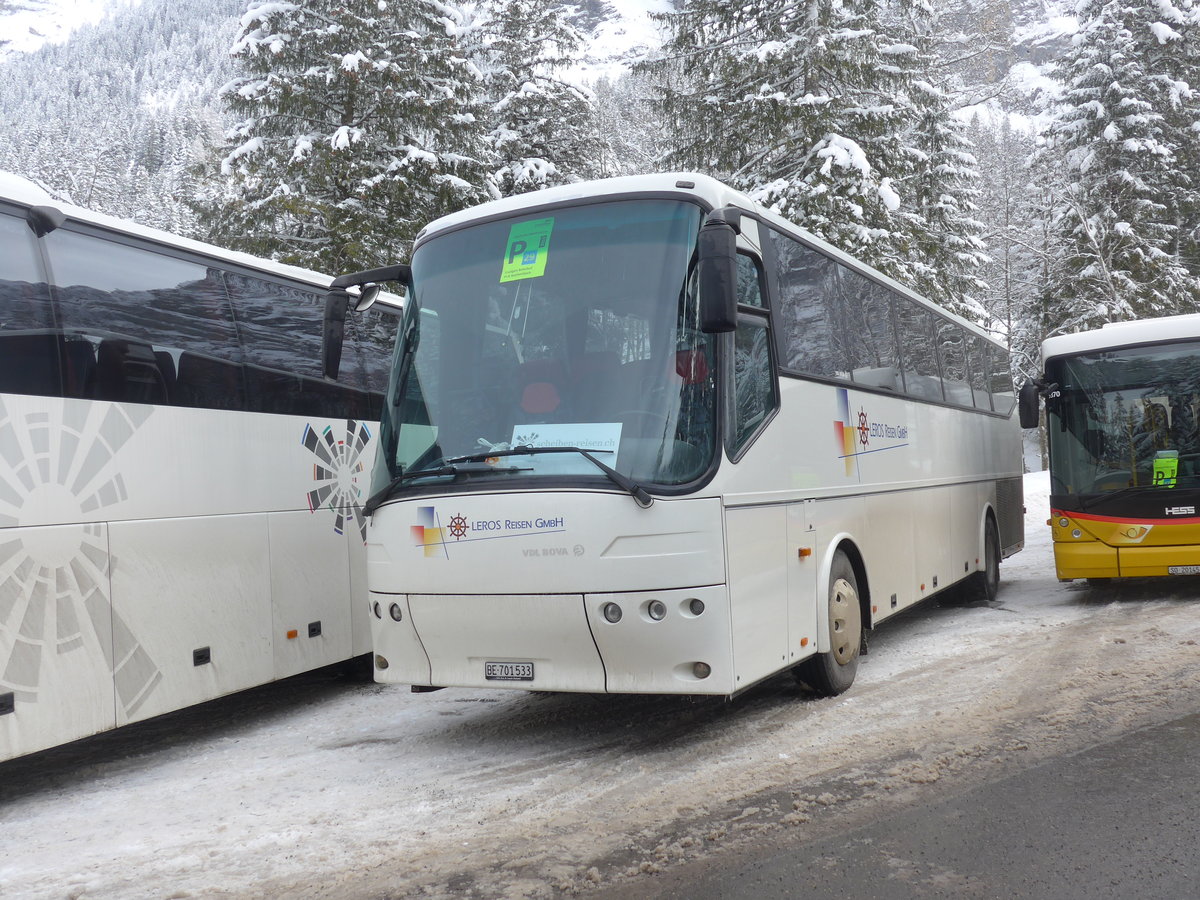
[0,170,402,307]
[1041,314,1200,364]
[414,171,1001,347]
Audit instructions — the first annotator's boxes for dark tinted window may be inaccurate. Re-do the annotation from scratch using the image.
[844,274,902,393]
[966,333,993,411]
[0,210,61,397]
[35,227,382,418]
[989,344,1016,415]
[731,254,777,453]
[46,229,241,408]
[937,319,972,406]
[895,300,943,402]
[226,273,323,379]
[770,231,842,378]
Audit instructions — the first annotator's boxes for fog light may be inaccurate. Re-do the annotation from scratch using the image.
[693,662,711,679]
[648,599,667,620]
[372,601,382,619]
[688,598,705,616]
[1059,517,1069,528]
[389,602,404,622]
[603,602,622,623]
[1071,529,1082,539]
[375,654,389,670]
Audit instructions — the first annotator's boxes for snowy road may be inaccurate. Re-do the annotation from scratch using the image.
[6,471,1200,899]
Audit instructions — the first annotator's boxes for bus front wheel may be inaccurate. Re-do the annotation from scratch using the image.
[796,550,861,696]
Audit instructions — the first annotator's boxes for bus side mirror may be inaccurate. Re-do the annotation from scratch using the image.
[323,264,412,380]
[698,211,739,334]
[1018,381,1040,429]
[322,289,350,380]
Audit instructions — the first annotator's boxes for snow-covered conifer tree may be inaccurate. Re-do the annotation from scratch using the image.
[642,0,929,284]
[1040,0,1200,330]
[901,8,990,321]
[203,0,490,272]
[471,0,602,195]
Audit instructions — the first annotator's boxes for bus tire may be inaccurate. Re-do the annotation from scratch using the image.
[796,550,861,696]
[969,515,1001,604]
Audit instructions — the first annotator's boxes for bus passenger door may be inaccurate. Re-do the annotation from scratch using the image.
[787,500,819,664]
[725,505,789,689]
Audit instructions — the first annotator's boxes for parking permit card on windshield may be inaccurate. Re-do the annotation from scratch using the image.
[500,218,554,282]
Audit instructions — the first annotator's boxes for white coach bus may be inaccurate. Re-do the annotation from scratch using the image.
[0,173,397,760]
[336,173,1024,698]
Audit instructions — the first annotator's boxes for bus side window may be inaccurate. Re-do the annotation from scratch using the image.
[966,333,994,411]
[937,320,971,406]
[769,229,841,379]
[843,272,902,392]
[730,253,777,456]
[0,209,62,398]
[895,299,943,402]
[989,345,1016,415]
[45,229,243,409]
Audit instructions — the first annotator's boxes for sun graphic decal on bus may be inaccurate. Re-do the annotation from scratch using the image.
[0,398,162,716]
[302,420,371,542]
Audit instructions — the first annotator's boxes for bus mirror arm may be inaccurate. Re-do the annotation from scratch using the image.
[330,264,413,311]
[697,209,740,334]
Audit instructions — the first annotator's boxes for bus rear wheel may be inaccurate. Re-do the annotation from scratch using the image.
[969,516,1001,604]
[796,550,861,696]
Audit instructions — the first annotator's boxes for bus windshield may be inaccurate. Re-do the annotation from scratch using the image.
[373,198,716,495]
[1046,341,1200,495]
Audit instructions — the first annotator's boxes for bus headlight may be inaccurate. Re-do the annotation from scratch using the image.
[693,662,712,679]
[602,602,623,623]
[688,598,705,616]
[372,601,382,619]
[389,603,404,622]
[648,599,667,621]
[1059,517,1069,528]
[1071,529,1082,539]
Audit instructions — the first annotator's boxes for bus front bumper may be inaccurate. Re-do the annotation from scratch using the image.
[1054,541,1200,579]
[369,584,733,695]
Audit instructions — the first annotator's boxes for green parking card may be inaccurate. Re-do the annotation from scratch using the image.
[500,218,555,283]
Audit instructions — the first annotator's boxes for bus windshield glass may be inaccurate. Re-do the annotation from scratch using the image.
[1046,341,1200,495]
[374,198,715,494]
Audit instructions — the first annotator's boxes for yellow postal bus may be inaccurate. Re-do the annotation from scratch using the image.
[1020,314,1200,580]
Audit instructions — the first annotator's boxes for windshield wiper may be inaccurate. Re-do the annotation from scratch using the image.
[362,463,532,516]
[446,445,653,508]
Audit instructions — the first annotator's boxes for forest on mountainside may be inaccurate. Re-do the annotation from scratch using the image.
[2,0,1200,390]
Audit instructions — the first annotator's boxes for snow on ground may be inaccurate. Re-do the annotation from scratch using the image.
[5,471,1200,899]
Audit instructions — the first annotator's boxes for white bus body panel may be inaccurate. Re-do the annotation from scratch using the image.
[367,493,726,595]
[368,494,733,693]
[713,376,1020,681]
[0,394,377,759]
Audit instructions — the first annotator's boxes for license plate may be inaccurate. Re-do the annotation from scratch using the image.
[1169,566,1200,575]
[484,661,534,682]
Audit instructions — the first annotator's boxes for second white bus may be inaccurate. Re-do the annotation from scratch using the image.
[1,173,398,760]
[340,173,1024,697]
